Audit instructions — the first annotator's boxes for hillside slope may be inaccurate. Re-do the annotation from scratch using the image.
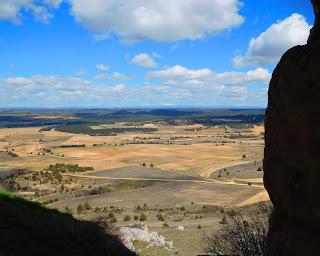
[0,190,135,256]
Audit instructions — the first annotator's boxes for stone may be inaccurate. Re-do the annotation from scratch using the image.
[119,223,173,252]
[176,226,184,231]
[264,1,320,255]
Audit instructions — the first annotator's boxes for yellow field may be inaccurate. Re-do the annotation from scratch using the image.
[0,125,264,176]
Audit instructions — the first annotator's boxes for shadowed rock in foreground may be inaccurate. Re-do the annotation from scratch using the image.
[264,1,320,255]
[0,190,136,256]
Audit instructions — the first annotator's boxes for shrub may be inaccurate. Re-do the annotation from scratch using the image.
[139,213,147,221]
[142,163,146,167]
[180,206,185,211]
[203,205,271,256]
[110,217,117,223]
[242,154,247,159]
[124,215,131,222]
[157,213,165,221]
[108,212,115,219]
[163,222,169,228]
[134,215,139,220]
[150,163,154,168]
[77,204,84,214]
[197,224,202,229]
[84,202,91,210]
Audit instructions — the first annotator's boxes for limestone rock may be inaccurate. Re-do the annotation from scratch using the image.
[119,223,173,252]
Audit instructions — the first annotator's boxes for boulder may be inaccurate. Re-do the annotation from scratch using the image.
[119,223,173,252]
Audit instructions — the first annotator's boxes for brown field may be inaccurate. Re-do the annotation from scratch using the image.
[0,123,268,256]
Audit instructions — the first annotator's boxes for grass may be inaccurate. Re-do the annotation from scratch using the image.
[0,189,135,256]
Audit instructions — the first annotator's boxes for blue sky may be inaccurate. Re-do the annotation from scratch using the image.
[0,0,314,108]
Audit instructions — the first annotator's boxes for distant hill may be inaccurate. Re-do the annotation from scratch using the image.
[0,108,265,128]
[0,190,135,256]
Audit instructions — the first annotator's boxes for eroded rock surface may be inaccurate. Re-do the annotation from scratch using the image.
[264,1,320,255]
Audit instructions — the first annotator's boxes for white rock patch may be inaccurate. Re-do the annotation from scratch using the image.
[176,226,184,231]
[119,223,173,252]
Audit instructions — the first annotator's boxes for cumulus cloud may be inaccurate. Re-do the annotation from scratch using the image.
[233,14,311,67]
[69,0,244,42]
[143,65,270,106]
[146,65,271,86]
[1,65,270,107]
[0,0,61,23]
[130,53,159,68]
[2,75,127,105]
[96,64,109,71]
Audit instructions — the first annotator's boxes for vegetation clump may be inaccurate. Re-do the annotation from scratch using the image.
[139,213,147,221]
[124,215,131,222]
[47,163,94,174]
[204,205,271,256]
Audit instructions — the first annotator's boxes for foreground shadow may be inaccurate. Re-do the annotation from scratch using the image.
[0,191,136,256]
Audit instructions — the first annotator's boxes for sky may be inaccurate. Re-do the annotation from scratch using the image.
[0,0,314,108]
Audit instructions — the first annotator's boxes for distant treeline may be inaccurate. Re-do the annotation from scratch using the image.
[47,163,94,173]
[59,144,86,148]
[41,125,158,136]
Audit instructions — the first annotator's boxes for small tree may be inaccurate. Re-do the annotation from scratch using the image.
[108,212,115,219]
[203,205,271,256]
[140,213,147,221]
[124,215,131,222]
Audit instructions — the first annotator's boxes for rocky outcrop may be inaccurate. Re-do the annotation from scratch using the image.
[264,1,320,255]
[119,223,173,252]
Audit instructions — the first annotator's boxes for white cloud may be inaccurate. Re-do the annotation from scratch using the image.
[145,65,270,105]
[112,84,125,93]
[1,65,270,107]
[93,74,109,81]
[233,13,311,67]
[130,53,159,68]
[146,65,271,85]
[69,0,244,42]
[0,0,61,23]
[96,64,109,71]
[112,72,131,80]
[3,75,125,101]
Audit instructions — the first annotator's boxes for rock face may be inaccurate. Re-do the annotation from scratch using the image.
[264,1,320,255]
